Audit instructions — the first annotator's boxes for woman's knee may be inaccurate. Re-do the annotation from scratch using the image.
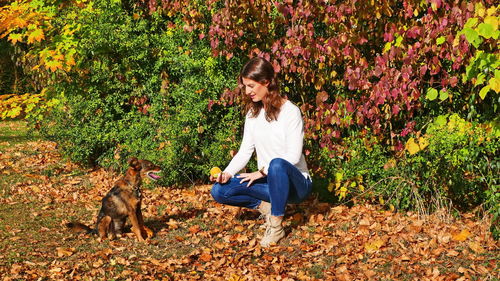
[268,158,288,174]
[210,183,226,203]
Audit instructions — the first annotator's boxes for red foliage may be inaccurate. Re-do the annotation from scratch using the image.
[134,0,495,154]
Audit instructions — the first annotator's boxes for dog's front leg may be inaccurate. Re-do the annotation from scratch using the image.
[128,208,145,242]
[136,202,153,238]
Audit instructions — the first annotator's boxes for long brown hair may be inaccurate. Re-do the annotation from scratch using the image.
[238,57,285,121]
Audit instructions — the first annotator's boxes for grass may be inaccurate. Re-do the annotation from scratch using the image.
[0,120,38,148]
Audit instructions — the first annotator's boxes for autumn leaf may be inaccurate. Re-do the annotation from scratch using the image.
[27,28,44,43]
[188,224,201,234]
[44,60,63,72]
[166,218,179,229]
[383,159,396,170]
[452,229,471,241]
[199,252,212,262]
[405,137,420,155]
[56,247,74,257]
[7,33,23,44]
[489,77,500,93]
[228,274,247,281]
[234,225,245,232]
[418,136,429,150]
[364,238,385,254]
[468,241,485,253]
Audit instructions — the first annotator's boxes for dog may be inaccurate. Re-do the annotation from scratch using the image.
[67,157,161,242]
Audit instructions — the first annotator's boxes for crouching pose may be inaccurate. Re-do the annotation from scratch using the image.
[210,57,312,247]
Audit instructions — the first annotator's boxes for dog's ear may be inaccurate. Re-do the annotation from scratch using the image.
[127,157,140,169]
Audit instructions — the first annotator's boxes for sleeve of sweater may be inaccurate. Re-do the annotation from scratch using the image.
[282,105,304,165]
[223,115,255,177]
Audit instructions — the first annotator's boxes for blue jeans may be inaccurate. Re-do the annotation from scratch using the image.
[211,158,312,216]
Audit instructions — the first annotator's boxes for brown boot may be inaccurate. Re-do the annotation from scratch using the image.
[260,215,285,247]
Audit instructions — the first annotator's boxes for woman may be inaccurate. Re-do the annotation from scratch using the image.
[210,57,312,247]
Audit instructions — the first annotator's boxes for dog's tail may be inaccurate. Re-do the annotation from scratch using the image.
[66,222,94,234]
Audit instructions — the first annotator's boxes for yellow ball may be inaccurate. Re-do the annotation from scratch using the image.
[210,167,222,178]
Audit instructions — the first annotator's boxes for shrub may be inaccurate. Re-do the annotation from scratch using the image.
[322,114,499,237]
[38,1,243,185]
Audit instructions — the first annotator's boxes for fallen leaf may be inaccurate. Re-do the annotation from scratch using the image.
[188,225,201,234]
[199,252,212,262]
[56,247,74,257]
[452,229,471,242]
[228,274,246,281]
[166,219,179,229]
[400,255,411,261]
[364,238,385,254]
[234,225,245,232]
[49,267,62,273]
[468,241,485,254]
[292,213,304,224]
[93,259,104,268]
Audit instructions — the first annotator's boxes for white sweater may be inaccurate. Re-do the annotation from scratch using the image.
[224,100,310,179]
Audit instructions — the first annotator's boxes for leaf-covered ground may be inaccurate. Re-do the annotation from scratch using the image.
[0,121,498,281]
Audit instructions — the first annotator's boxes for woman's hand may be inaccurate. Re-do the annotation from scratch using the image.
[210,172,232,184]
[237,171,265,187]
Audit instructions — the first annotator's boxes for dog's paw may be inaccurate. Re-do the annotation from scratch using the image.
[143,226,154,239]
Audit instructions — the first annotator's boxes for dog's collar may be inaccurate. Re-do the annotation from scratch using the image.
[123,177,142,197]
[134,186,142,197]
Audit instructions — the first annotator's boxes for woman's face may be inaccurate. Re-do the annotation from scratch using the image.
[241,77,269,102]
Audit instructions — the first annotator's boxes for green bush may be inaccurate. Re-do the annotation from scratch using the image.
[321,114,499,237]
[39,1,243,185]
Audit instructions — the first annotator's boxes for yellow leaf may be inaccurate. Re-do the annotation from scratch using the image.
[405,137,420,155]
[7,33,23,44]
[13,17,28,29]
[31,185,41,193]
[44,60,63,72]
[452,229,471,242]
[53,54,65,61]
[228,274,246,281]
[486,6,496,16]
[468,241,485,253]
[484,16,498,30]
[364,238,385,254]
[489,77,500,93]
[327,182,335,192]
[27,28,44,44]
[378,196,385,205]
[418,136,429,150]
[475,3,486,17]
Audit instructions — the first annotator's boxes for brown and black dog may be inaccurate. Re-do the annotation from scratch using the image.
[67,157,161,241]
